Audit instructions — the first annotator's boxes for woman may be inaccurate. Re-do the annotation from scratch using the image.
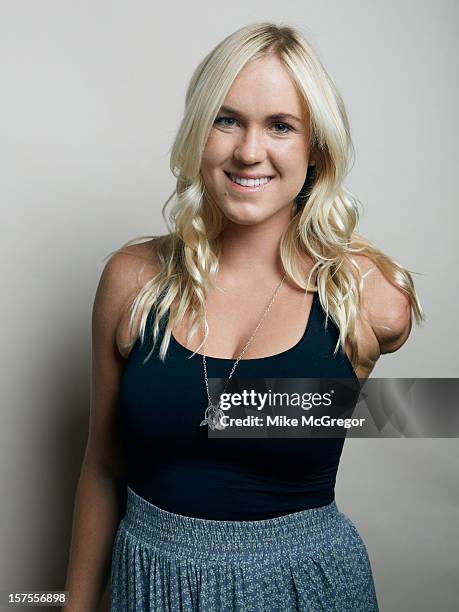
[65,22,423,611]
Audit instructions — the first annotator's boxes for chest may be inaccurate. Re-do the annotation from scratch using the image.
[171,285,315,360]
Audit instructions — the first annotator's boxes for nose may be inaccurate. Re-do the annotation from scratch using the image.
[233,126,267,165]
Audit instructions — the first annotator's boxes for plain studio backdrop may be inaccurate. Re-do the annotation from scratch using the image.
[1,1,458,611]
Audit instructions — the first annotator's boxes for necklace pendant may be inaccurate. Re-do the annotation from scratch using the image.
[200,403,226,431]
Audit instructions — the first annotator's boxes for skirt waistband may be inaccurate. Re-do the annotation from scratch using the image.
[122,486,342,556]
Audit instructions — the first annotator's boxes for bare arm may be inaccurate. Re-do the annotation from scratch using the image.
[352,254,412,354]
[64,243,158,611]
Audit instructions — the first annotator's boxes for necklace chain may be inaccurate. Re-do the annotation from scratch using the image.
[200,274,286,430]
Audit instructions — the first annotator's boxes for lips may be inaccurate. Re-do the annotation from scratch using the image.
[223,171,274,193]
[224,171,274,181]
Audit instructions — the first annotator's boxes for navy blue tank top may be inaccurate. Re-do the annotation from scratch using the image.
[117,291,359,520]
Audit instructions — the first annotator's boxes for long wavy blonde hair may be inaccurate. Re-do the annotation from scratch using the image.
[109,21,424,368]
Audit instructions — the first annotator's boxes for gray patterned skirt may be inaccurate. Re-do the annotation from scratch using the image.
[110,486,379,611]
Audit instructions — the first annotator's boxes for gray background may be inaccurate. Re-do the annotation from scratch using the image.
[1,1,458,610]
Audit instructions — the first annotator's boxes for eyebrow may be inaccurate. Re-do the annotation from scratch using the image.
[218,105,304,125]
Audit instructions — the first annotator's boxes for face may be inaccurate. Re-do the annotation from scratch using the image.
[200,55,313,227]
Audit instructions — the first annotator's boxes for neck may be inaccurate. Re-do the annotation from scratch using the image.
[218,206,294,282]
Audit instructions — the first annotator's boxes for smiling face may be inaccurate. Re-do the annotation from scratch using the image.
[200,54,313,227]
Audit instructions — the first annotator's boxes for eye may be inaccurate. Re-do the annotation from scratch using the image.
[214,116,293,134]
[272,122,292,134]
[214,117,237,127]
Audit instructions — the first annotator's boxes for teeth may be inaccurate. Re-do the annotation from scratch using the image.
[229,174,271,187]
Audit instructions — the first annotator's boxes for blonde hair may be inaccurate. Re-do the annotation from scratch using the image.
[109,21,424,368]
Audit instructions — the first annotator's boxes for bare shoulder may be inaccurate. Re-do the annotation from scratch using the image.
[97,238,162,359]
[350,254,412,354]
[109,237,161,278]
[97,238,160,314]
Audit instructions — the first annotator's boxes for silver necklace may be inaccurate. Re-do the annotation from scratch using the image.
[199,274,287,430]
